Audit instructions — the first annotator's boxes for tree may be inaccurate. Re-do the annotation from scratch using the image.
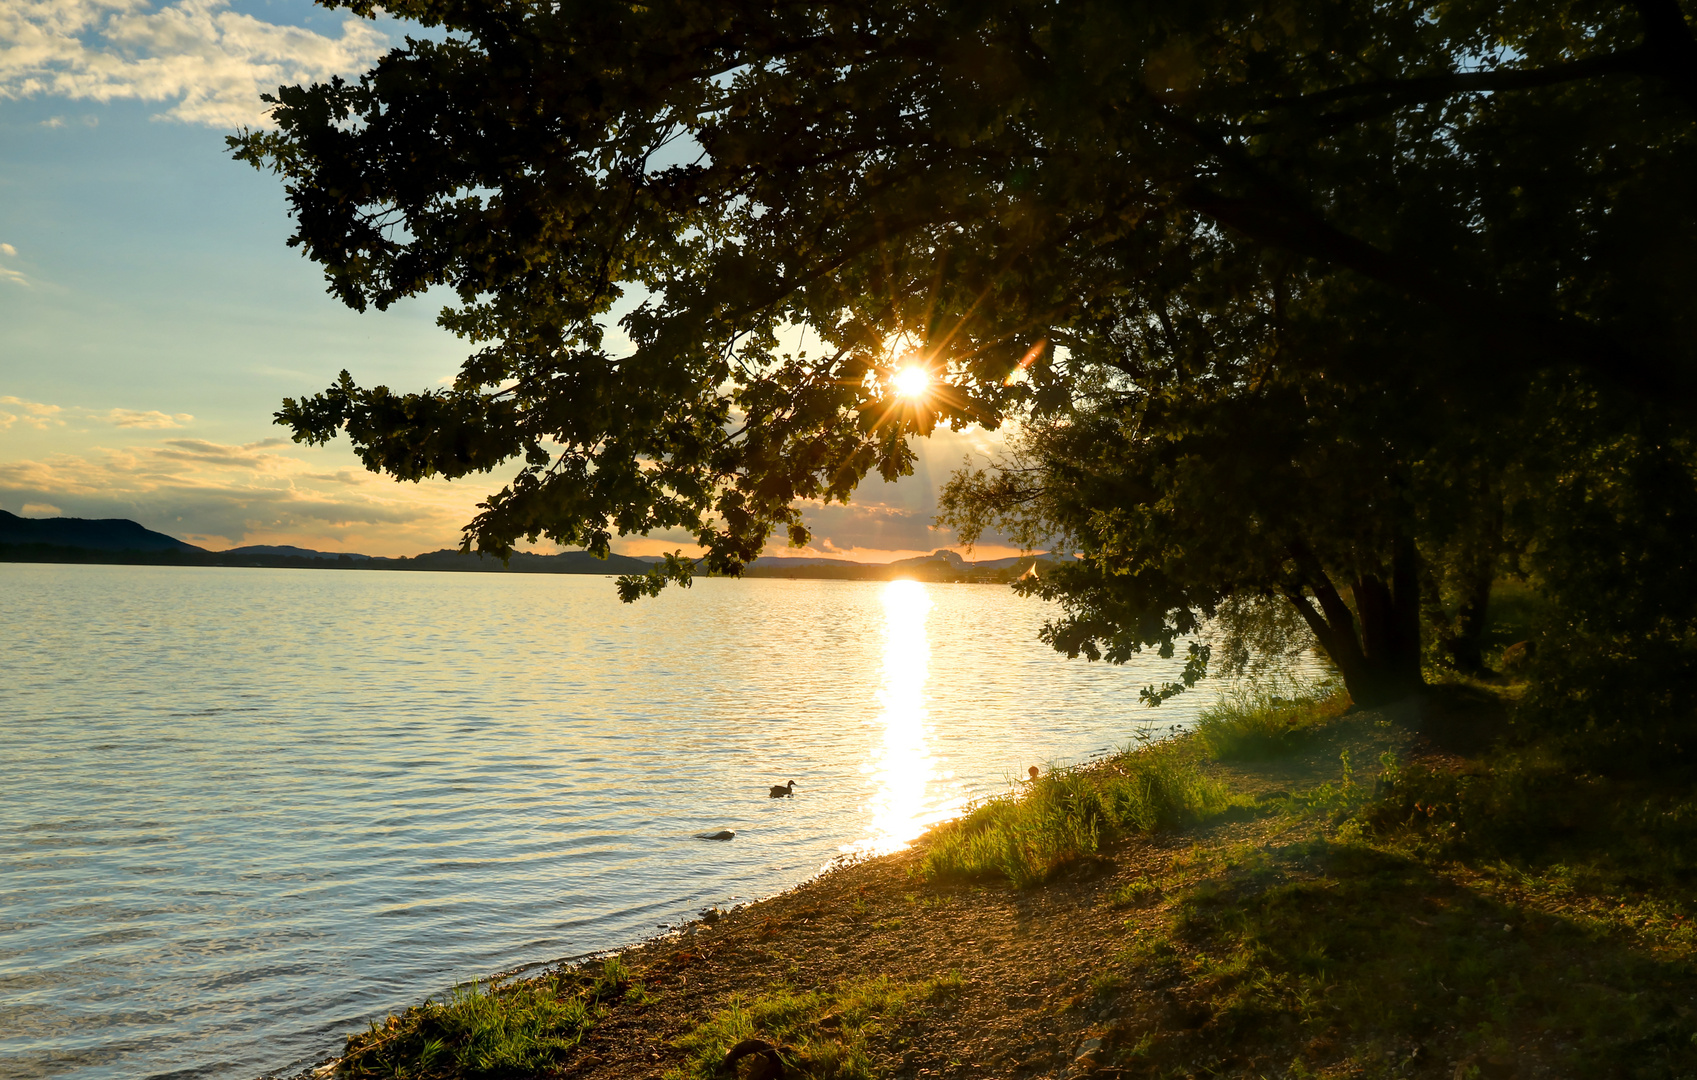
[233,0,1697,696]
[936,221,1530,706]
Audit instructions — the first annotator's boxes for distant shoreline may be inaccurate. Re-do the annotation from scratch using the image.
[0,543,1053,583]
[0,542,657,575]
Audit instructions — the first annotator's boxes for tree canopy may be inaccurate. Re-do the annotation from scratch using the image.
[235,0,1697,708]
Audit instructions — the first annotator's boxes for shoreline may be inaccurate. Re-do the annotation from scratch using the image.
[286,690,1697,1079]
[290,706,1399,1078]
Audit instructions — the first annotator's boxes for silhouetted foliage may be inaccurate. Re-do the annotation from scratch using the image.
[234,1,1697,718]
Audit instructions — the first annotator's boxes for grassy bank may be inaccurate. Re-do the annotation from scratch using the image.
[316,682,1697,1079]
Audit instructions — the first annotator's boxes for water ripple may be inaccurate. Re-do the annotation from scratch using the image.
[1,564,1245,1079]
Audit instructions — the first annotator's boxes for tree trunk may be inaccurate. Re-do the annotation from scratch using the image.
[1284,538,1426,707]
[1444,569,1493,674]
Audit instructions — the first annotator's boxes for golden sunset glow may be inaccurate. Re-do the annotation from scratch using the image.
[851,580,966,855]
[891,365,931,399]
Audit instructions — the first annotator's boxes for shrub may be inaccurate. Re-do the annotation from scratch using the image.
[1192,680,1347,761]
[920,741,1234,887]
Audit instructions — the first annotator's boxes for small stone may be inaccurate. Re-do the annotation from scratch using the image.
[724,1038,776,1067]
[696,829,736,841]
[1074,1038,1102,1060]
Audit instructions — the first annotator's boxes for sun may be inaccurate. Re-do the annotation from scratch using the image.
[891,365,931,398]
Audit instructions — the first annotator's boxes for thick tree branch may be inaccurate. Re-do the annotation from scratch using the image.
[1253,47,1648,115]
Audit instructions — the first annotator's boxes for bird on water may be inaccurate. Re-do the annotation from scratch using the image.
[769,781,796,798]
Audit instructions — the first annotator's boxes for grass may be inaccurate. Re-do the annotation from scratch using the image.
[664,974,962,1080]
[334,670,1697,1078]
[336,957,640,1079]
[919,679,1351,887]
[909,679,1697,1074]
[1066,704,1697,1077]
[1107,874,1163,909]
[920,737,1236,887]
[1191,678,1349,760]
[1113,833,1697,1077]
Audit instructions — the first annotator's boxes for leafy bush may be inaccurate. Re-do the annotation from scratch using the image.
[921,741,1235,887]
[338,958,636,1079]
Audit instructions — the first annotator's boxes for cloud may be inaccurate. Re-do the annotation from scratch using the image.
[0,397,1025,557]
[0,0,387,127]
[0,395,66,429]
[0,396,197,429]
[19,501,61,515]
[0,241,27,285]
[101,408,194,428]
[0,436,494,554]
[151,435,290,466]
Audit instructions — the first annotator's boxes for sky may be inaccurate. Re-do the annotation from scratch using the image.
[0,0,1018,561]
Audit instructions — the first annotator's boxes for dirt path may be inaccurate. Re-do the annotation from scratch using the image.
[564,715,1418,1079]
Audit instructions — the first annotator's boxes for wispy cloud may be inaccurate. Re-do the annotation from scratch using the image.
[0,395,192,429]
[0,436,494,554]
[0,395,65,429]
[0,0,387,127]
[0,241,26,286]
[0,396,1021,556]
[102,407,195,428]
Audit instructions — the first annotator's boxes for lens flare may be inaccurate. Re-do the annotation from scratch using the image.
[1003,338,1047,386]
[891,366,931,398]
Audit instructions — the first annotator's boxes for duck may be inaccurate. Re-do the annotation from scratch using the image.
[769,780,796,798]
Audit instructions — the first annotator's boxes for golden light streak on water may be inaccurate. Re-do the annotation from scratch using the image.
[852,580,968,854]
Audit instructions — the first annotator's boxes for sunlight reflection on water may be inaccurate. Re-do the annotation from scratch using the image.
[853,580,968,855]
[0,564,1324,1080]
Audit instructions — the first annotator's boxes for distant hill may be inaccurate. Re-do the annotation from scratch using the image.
[748,555,870,568]
[225,544,372,561]
[0,509,202,552]
[0,510,1053,581]
[382,549,655,574]
[0,515,660,575]
[744,548,1063,582]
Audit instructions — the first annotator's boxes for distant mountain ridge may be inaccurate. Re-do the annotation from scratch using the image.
[0,512,659,575]
[0,510,1049,580]
[745,548,1062,582]
[225,544,372,561]
[0,509,203,552]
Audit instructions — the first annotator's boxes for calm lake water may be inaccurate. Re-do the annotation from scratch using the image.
[3,563,1233,1079]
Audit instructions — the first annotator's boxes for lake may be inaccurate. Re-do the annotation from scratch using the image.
[2,563,1236,1079]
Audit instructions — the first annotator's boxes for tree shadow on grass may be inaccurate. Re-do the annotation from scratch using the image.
[1100,840,1697,1078]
